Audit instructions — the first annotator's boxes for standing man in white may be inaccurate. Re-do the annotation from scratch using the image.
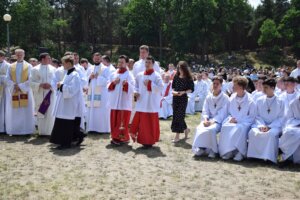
[5,49,35,135]
[0,51,10,133]
[30,53,57,136]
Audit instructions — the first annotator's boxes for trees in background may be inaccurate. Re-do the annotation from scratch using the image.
[0,0,298,65]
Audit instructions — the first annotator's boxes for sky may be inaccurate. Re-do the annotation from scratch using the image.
[248,0,262,8]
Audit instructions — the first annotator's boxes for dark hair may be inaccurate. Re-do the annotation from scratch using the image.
[119,55,129,63]
[93,52,101,57]
[258,75,267,81]
[212,76,223,84]
[283,77,296,83]
[175,61,193,80]
[52,58,59,65]
[80,58,88,64]
[102,55,111,63]
[146,56,155,64]
[64,51,73,56]
[297,76,300,84]
[0,50,5,57]
[263,78,277,89]
[39,53,49,61]
[139,45,149,52]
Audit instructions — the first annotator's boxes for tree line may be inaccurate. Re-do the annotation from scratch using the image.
[0,0,299,66]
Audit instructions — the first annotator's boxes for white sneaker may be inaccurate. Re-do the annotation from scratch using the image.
[233,152,244,161]
[195,148,205,156]
[222,152,233,160]
[208,150,216,158]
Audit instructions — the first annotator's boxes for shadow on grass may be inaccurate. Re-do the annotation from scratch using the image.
[49,146,84,156]
[133,146,166,158]
[0,134,32,143]
[87,132,110,140]
[105,143,133,154]
[193,155,300,172]
[24,136,50,145]
[173,139,192,149]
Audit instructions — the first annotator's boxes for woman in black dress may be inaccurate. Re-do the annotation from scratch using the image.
[171,61,194,142]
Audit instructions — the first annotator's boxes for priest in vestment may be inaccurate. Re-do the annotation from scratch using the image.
[130,56,163,148]
[247,79,285,163]
[279,96,300,164]
[192,76,229,158]
[218,76,256,161]
[86,53,115,133]
[108,55,135,145]
[159,73,173,119]
[5,49,35,135]
[0,51,9,133]
[30,53,57,136]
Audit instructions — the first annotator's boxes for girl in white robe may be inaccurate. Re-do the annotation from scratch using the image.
[279,96,300,164]
[219,76,256,161]
[192,76,229,158]
[247,79,285,163]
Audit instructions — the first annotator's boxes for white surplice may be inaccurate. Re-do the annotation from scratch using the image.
[192,92,229,154]
[279,96,300,163]
[30,64,57,135]
[0,60,9,132]
[108,70,135,111]
[159,82,173,119]
[218,92,256,157]
[194,80,209,111]
[5,61,35,135]
[247,95,284,163]
[135,71,163,113]
[86,64,115,133]
[186,91,196,115]
[52,68,83,120]
[132,59,161,78]
[251,90,265,103]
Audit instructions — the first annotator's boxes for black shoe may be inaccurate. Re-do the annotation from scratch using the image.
[76,136,85,146]
[142,144,153,149]
[55,144,71,150]
[111,140,121,146]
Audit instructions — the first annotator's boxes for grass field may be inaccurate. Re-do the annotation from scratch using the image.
[0,113,300,200]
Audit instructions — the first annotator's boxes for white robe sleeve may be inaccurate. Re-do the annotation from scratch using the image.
[285,105,300,127]
[201,98,209,120]
[62,74,81,99]
[150,74,163,94]
[127,72,135,94]
[30,68,41,94]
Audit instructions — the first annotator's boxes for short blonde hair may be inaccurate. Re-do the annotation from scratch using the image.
[61,55,74,66]
[233,76,248,89]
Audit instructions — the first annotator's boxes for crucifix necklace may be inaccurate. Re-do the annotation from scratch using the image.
[266,96,276,114]
[236,97,243,112]
[212,95,220,108]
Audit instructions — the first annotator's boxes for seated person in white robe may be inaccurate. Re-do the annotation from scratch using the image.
[194,73,209,112]
[251,76,266,102]
[186,78,196,115]
[219,76,256,161]
[279,95,300,164]
[159,73,173,119]
[279,77,299,116]
[192,76,229,158]
[247,78,285,163]
[275,77,285,96]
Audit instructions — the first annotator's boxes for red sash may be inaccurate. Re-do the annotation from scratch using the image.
[160,82,171,108]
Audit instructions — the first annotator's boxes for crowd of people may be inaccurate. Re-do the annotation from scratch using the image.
[0,45,299,165]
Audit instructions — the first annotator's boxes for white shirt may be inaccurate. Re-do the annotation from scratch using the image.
[290,68,300,78]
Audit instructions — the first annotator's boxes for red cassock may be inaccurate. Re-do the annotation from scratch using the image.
[130,112,160,145]
[110,109,131,142]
